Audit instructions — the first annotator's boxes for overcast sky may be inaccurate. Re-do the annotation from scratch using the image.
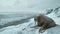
[0,0,60,13]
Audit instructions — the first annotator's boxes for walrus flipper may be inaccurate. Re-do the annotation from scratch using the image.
[39,23,48,33]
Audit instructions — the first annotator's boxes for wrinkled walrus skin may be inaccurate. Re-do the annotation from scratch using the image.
[34,14,57,33]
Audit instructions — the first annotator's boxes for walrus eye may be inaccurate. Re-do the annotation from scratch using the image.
[34,19,36,20]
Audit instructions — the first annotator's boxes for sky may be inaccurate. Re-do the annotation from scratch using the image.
[0,0,60,13]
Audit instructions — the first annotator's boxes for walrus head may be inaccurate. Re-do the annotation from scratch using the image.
[34,14,44,26]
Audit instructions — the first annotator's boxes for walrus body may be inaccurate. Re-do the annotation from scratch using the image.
[34,14,57,33]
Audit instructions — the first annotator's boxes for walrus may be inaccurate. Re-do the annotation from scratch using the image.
[33,14,57,33]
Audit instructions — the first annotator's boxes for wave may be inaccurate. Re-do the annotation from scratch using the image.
[0,13,35,28]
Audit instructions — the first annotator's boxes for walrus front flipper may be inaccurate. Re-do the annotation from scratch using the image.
[39,27,45,33]
[39,23,48,33]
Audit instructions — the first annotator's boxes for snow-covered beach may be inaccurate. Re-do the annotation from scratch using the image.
[0,8,60,34]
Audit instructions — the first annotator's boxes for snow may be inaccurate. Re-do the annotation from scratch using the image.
[0,18,37,34]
